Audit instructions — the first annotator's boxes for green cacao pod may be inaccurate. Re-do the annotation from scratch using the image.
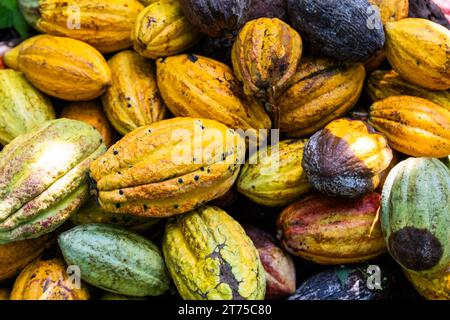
[381,158,450,276]
[102,50,167,135]
[237,139,311,207]
[0,119,106,244]
[162,205,266,300]
[0,69,55,145]
[89,118,245,218]
[58,223,170,297]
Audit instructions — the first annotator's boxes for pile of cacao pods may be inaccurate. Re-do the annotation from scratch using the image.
[0,0,449,301]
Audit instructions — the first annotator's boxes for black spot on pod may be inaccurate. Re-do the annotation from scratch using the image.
[389,227,443,271]
[113,150,119,155]
[187,54,198,63]
[115,204,121,209]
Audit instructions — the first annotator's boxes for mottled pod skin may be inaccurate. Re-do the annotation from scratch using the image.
[277,57,366,137]
[132,1,201,59]
[302,119,393,198]
[162,206,266,300]
[61,101,114,147]
[10,257,90,300]
[381,158,450,276]
[384,18,450,90]
[237,139,311,207]
[277,193,386,265]
[404,268,450,300]
[90,118,245,218]
[0,119,106,243]
[245,226,295,300]
[17,35,112,101]
[0,69,55,145]
[288,0,385,62]
[369,96,450,157]
[179,0,251,37]
[231,18,302,102]
[0,234,52,280]
[58,224,170,297]
[156,54,271,135]
[102,51,167,136]
[367,70,450,110]
[18,0,144,53]
[368,0,409,24]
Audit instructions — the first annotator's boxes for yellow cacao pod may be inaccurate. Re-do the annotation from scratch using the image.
[3,35,47,70]
[277,57,366,137]
[156,54,271,135]
[10,257,90,300]
[90,118,245,218]
[0,234,52,280]
[231,18,302,100]
[162,205,266,300]
[18,0,144,53]
[385,18,450,90]
[0,289,9,300]
[132,0,201,59]
[17,35,112,101]
[369,96,450,157]
[368,0,409,24]
[101,50,167,136]
[237,139,311,207]
[405,269,450,300]
[367,69,450,111]
[60,101,114,147]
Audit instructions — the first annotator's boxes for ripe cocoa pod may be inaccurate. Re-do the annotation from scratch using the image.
[132,0,201,59]
[368,0,409,24]
[409,0,450,29]
[102,51,167,136]
[245,226,295,300]
[3,35,46,70]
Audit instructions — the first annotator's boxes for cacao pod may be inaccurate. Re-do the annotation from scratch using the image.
[231,18,302,102]
[384,18,450,90]
[368,0,409,23]
[60,101,114,147]
[162,205,266,300]
[367,70,450,110]
[0,234,51,280]
[0,119,106,243]
[89,117,245,218]
[369,96,450,157]
[381,158,450,275]
[0,69,55,145]
[277,192,386,265]
[409,0,450,29]
[156,54,271,135]
[288,0,385,62]
[179,0,251,37]
[0,289,9,300]
[245,226,295,300]
[18,0,144,53]
[404,268,450,300]
[3,35,46,70]
[10,257,90,300]
[17,35,112,101]
[132,0,201,59]
[302,119,393,198]
[58,224,170,297]
[277,57,366,137]
[237,139,311,207]
[101,50,167,136]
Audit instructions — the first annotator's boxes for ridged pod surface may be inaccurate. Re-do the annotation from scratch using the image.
[18,0,144,53]
[381,158,450,275]
[302,119,393,198]
[102,51,166,136]
[0,69,55,145]
[277,193,385,265]
[0,234,51,280]
[162,206,266,300]
[132,1,201,59]
[369,96,450,157]
[384,18,450,90]
[156,54,271,135]
[367,70,450,110]
[237,139,311,207]
[58,224,169,297]
[277,57,366,137]
[10,257,90,300]
[17,35,111,101]
[0,119,106,243]
[231,18,302,101]
[368,0,409,24]
[90,118,245,218]
[404,269,450,300]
